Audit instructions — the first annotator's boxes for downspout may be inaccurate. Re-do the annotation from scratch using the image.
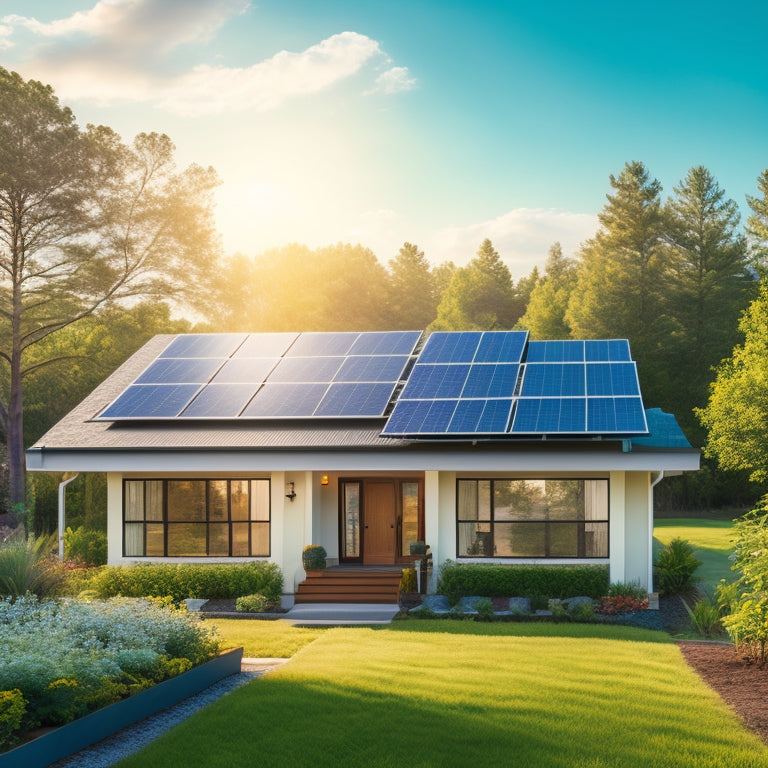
[648,471,665,591]
[58,473,80,560]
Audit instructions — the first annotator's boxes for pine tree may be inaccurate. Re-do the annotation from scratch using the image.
[385,243,438,329]
[746,168,768,274]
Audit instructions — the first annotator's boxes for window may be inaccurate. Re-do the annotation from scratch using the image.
[456,479,608,558]
[123,479,270,557]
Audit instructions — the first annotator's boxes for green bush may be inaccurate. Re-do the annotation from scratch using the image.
[400,567,417,593]
[302,545,327,571]
[683,595,722,638]
[235,593,274,613]
[653,538,702,596]
[86,562,283,604]
[436,562,609,604]
[474,597,495,621]
[0,535,65,598]
[64,526,107,566]
[607,581,648,600]
[0,689,25,750]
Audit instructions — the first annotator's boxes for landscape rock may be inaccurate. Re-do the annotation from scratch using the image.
[508,597,531,614]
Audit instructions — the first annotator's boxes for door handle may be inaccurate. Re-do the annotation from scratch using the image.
[390,525,394,529]
[365,525,369,529]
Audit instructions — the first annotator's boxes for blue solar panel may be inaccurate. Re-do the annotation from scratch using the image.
[474,332,528,363]
[348,331,422,356]
[418,332,482,363]
[334,355,409,383]
[586,363,640,396]
[160,334,245,358]
[100,384,200,419]
[211,357,279,384]
[268,356,345,383]
[179,384,261,418]
[447,399,514,433]
[587,397,646,432]
[241,383,328,417]
[400,364,470,399]
[511,398,587,433]
[525,340,585,362]
[521,364,585,397]
[584,339,631,362]
[461,364,519,398]
[382,399,458,434]
[135,358,225,385]
[315,383,395,417]
[284,332,358,357]
[233,333,297,358]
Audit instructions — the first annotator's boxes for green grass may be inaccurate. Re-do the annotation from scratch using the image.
[115,622,768,768]
[654,518,736,589]
[206,618,325,657]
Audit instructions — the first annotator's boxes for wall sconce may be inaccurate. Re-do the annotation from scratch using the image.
[285,482,296,502]
[320,474,329,487]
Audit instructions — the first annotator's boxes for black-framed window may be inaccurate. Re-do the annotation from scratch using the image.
[456,479,609,559]
[123,479,270,557]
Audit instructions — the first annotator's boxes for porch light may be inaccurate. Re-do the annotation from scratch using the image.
[285,481,296,502]
[320,474,329,487]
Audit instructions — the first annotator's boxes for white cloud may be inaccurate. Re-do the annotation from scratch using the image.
[365,66,417,95]
[0,24,13,49]
[425,208,598,275]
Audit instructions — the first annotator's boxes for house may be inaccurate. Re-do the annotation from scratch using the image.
[26,330,699,600]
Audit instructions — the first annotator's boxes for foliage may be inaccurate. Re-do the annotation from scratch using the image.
[399,567,417,593]
[0,689,25,750]
[570,601,596,622]
[607,581,648,600]
[302,545,327,571]
[474,597,495,621]
[436,562,609,604]
[0,596,219,734]
[653,538,702,596]
[682,595,723,638]
[385,242,440,329]
[697,279,768,483]
[0,535,65,598]
[746,168,768,271]
[64,526,107,566]
[84,562,283,604]
[235,593,275,613]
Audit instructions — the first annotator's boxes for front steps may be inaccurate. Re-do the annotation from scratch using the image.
[295,567,404,604]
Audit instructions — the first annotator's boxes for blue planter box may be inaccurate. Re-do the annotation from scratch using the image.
[1,647,244,768]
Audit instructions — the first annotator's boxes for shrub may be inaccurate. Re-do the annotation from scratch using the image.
[64,526,107,566]
[653,538,701,596]
[570,601,596,622]
[683,595,722,638]
[400,567,417,593]
[475,597,495,621]
[0,689,25,750]
[235,593,274,613]
[302,545,327,571]
[0,535,65,598]
[86,562,283,603]
[436,562,609,604]
[608,581,648,601]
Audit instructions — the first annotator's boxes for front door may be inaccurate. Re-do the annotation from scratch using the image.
[363,481,396,564]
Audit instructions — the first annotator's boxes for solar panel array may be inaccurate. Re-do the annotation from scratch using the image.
[98,331,421,421]
[381,335,647,437]
[97,331,648,437]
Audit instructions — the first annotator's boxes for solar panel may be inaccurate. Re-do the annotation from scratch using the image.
[211,358,279,384]
[400,364,470,399]
[160,334,246,358]
[179,384,261,418]
[511,397,587,433]
[233,333,298,358]
[447,399,514,433]
[334,355,410,383]
[241,383,329,418]
[461,364,519,398]
[584,339,631,362]
[135,358,226,385]
[315,383,395,417]
[100,384,201,419]
[267,356,345,383]
[284,332,358,357]
[585,363,640,396]
[525,340,585,362]
[474,332,528,363]
[418,332,482,363]
[521,364,585,397]
[348,331,422,356]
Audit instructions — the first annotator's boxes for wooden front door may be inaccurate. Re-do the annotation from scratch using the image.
[363,481,396,564]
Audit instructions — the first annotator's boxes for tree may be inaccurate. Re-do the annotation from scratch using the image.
[697,280,768,484]
[0,68,220,505]
[746,169,768,274]
[517,242,576,338]
[664,166,751,432]
[430,239,517,330]
[385,242,438,329]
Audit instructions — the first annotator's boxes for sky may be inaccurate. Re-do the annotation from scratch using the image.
[1,0,767,278]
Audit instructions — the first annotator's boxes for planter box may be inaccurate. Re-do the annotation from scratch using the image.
[1,647,244,768]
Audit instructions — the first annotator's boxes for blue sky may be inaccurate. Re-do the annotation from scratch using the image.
[1,0,766,277]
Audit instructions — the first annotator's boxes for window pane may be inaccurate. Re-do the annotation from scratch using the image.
[496,522,546,557]
[124,522,144,555]
[457,480,491,521]
[494,480,546,521]
[549,522,580,557]
[231,480,249,521]
[209,523,230,556]
[146,481,163,521]
[146,523,165,556]
[585,480,609,521]
[250,522,270,556]
[457,522,491,556]
[401,482,419,555]
[545,480,585,520]
[343,482,360,559]
[209,480,229,521]
[167,523,206,555]
[585,522,609,557]
[250,480,270,521]
[168,481,206,521]
[232,523,250,556]
[124,481,144,521]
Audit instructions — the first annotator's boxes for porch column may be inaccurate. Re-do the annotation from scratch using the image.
[424,470,440,593]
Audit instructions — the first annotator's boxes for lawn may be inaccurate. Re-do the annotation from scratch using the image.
[206,617,324,657]
[654,518,736,589]
[115,621,768,768]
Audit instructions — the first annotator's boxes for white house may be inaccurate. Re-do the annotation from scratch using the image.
[26,330,699,599]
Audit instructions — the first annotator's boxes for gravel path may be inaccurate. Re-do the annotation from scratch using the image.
[49,659,287,768]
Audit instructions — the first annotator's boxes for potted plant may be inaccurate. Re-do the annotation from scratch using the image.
[302,544,327,573]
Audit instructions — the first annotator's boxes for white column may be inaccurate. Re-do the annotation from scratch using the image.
[609,471,626,586]
[106,473,123,565]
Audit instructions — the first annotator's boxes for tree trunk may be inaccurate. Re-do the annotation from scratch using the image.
[8,328,25,508]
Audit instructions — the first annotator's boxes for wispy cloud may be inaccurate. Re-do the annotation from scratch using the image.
[1,0,411,115]
[426,208,598,275]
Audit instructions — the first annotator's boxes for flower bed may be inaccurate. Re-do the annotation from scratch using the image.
[0,596,221,752]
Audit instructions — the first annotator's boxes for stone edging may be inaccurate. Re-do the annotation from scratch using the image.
[1,647,244,768]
